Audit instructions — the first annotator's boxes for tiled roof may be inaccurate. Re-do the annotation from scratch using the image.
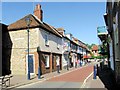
[92,45,98,51]
[72,37,78,41]
[43,23,62,37]
[56,28,64,31]
[8,14,41,30]
[56,28,66,37]
[8,14,62,37]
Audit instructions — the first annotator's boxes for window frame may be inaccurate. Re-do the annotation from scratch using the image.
[45,34,49,46]
[44,55,50,68]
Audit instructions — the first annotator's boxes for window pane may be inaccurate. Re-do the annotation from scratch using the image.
[45,35,49,46]
[45,56,47,66]
[45,55,49,67]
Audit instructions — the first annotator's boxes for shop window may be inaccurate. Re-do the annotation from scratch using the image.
[45,55,49,67]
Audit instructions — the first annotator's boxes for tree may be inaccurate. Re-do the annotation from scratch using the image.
[85,43,96,50]
[85,44,91,49]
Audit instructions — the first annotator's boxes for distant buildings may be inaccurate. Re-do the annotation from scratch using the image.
[91,45,99,57]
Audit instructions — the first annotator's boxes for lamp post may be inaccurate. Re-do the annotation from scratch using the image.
[37,47,41,79]
[25,17,31,80]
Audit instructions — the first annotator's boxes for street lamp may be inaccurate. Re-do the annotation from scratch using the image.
[25,17,32,80]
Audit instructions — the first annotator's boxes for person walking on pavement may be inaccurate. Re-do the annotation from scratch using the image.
[78,59,80,67]
[80,60,82,67]
[56,56,60,73]
[67,60,69,70]
[75,59,77,68]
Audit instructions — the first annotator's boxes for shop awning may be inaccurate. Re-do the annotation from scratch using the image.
[83,55,91,59]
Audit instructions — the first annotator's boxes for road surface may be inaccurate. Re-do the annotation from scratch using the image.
[16,64,93,88]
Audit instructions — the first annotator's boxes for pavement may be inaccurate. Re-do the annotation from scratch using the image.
[2,62,106,89]
[82,74,106,88]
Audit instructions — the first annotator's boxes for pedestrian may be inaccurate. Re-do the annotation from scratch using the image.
[67,61,69,70]
[77,59,80,67]
[80,60,82,67]
[56,56,60,73]
[82,60,85,66]
[75,59,77,68]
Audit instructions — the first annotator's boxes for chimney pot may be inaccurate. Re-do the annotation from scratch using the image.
[34,4,43,21]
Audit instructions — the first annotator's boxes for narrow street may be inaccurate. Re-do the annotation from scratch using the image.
[2,1,119,90]
[16,64,93,88]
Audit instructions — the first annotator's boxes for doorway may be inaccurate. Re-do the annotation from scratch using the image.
[26,54,35,75]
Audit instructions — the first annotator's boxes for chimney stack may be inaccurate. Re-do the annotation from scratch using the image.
[56,28,65,36]
[34,4,43,21]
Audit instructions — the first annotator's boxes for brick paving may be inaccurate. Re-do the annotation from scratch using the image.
[7,66,80,89]
[4,62,106,89]
[48,65,93,82]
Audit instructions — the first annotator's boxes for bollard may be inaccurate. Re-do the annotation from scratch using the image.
[80,61,82,67]
[93,65,97,79]
[102,61,104,67]
[100,62,102,71]
[96,64,99,76]
[28,69,30,80]
[67,64,69,71]
[67,61,69,70]
[38,67,41,79]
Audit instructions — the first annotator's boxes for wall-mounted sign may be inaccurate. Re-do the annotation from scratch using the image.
[97,26,108,35]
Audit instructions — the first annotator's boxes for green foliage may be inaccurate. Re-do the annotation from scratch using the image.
[90,55,107,59]
[85,43,108,59]
[85,43,96,50]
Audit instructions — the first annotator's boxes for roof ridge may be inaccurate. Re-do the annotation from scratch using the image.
[43,23,62,37]
[49,25,62,37]
[32,15,62,37]
[8,14,41,30]
[32,14,43,24]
